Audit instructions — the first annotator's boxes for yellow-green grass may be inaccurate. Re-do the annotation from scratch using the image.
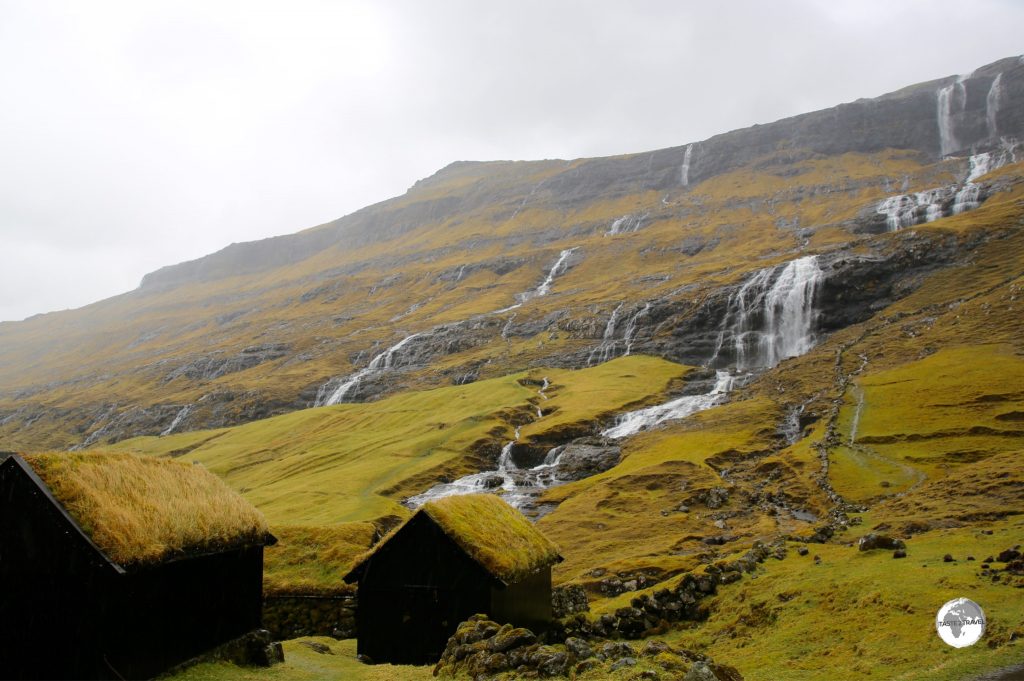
[537,396,821,585]
[24,451,268,566]
[166,638,432,681]
[263,523,375,596]
[111,355,687,525]
[828,344,1024,504]
[661,515,1024,681]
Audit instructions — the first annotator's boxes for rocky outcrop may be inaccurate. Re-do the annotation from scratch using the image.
[545,438,621,481]
[164,344,291,383]
[432,615,743,680]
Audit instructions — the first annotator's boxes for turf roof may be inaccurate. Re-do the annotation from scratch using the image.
[21,451,271,567]
[349,493,561,584]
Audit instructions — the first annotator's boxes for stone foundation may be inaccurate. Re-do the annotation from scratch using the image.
[262,593,357,640]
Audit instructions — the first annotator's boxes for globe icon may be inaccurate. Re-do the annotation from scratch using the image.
[935,598,986,648]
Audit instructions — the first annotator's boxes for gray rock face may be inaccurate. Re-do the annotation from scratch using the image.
[164,343,290,383]
[550,438,621,481]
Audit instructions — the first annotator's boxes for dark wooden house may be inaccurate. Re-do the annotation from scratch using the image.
[0,452,276,680]
[344,493,562,664]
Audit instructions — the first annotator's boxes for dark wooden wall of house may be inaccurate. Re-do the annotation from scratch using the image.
[491,566,552,632]
[355,514,494,664]
[99,546,265,679]
[0,459,265,681]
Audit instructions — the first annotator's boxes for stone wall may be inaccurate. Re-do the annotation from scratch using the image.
[262,593,357,640]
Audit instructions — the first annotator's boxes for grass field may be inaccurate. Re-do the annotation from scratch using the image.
[112,355,689,525]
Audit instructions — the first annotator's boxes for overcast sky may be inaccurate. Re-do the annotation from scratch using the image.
[1,0,1021,322]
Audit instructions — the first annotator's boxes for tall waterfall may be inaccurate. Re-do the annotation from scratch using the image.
[680,143,694,187]
[315,333,421,406]
[937,76,966,158]
[987,73,1003,139]
[711,255,824,371]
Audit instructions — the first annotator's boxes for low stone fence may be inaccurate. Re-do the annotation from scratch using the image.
[262,593,357,641]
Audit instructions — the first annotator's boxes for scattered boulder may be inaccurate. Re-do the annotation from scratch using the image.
[997,548,1021,563]
[943,554,955,563]
[893,549,907,559]
[700,487,730,509]
[858,533,906,552]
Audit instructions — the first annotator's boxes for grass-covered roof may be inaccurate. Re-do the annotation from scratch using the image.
[22,451,271,567]
[350,494,561,584]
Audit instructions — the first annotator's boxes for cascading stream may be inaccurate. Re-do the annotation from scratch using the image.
[408,254,828,512]
[315,333,422,406]
[606,255,824,439]
[875,138,1020,229]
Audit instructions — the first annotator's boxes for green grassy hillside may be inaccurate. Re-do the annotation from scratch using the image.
[112,355,687,524]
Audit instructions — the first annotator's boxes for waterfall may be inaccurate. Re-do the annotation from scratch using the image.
[601,371,736,439]
[599,256,823,440]
[875,139,1020,229]
[606,214,647,236]
[624,303,651,356]
[494,248,578,313]
[587,303,624,365]
[587,301,652,365]
[316,333,422,406]
[987,73,1003,139]
[875,188,954,231]
[534,248,577,297]
[711,255,824,371]
[681,143,694,187]
[937,76,966,158]
[161,405,192,437]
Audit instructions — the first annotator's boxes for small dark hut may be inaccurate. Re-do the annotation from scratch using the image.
[344,493,562,664]
[0,452,276,680]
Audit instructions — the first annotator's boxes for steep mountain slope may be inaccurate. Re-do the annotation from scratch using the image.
[2,56,1023,453]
